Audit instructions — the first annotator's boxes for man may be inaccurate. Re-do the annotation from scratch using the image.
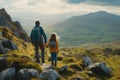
[30,21,47,63]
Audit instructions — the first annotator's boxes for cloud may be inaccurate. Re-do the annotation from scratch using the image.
[27,0,45,6]
[0,0,120,16]
[86,0,120,6]
[66,0,85,4]
[64,0,120,6]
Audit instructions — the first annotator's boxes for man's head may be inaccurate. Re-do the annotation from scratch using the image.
[35,21,40,26]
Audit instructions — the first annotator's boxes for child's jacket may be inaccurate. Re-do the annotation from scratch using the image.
[46,40,59,53]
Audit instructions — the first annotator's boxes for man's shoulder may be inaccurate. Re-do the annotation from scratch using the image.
[39,26,43,28]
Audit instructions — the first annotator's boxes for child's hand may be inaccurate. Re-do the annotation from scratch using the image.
[44,43,48,48]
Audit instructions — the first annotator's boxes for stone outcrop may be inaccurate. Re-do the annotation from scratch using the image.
[88,62,112,77]
[17,68,40,80]
[81,56,92,69]
[0,67,16,80]
[0,57,8,72]
[39,69,61,80]
[0,8,30,42]
[1,39,18,50]
[13,21,23,31]
[0,43,10,53]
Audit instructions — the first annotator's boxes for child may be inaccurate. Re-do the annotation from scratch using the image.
[46,33,59,66]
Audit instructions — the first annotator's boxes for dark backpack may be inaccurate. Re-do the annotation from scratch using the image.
[31,27,42,43]
[49,40,56,48]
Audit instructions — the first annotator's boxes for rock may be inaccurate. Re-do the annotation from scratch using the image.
[71,76,86,80]
[0,67,16,80]
[0,8,13,28]
[39,69,61,80]
[17,68,39,80]
[88,62,112,77]
[0,57,7,72]
[114,49,120,55]
[81,56,92,69]
[0,8,30,42]
[0,31,3,37]
[41,63,52,70]
[69,63,82,71]
[103,48,113,53]
[59,65,68,73]
[87,71,95,77]
[0,43,10,53]
[2,39,18,50]
[13,21,23,31]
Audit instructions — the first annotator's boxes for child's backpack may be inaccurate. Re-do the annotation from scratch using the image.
[31,27,42,43]
[49,40,56,48]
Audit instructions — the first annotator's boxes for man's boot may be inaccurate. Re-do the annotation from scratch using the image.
[55,61,57,66]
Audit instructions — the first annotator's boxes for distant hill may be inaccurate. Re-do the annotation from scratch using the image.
[54,11,120,46]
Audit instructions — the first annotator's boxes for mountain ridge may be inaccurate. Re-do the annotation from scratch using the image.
[54,11,120,46]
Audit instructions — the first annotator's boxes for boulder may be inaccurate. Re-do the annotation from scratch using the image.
[87,71,94,77]
[0,43,10,53]
[81,56,92,69]
[0,57,7,72]
[39,69,61,80]
[59,65,68,73]
[114,49,120,55]
[103,48,113,53]
[0,67,16,80]
[1,40,18,50]
[88,62,112,77]
[17,68,40,80]
[13,21,23,31]
[0,31,3,37]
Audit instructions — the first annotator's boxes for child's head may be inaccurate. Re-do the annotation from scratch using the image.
[50,33,57,41]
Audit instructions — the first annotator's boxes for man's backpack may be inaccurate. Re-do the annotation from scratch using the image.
[49,40,56,48]
[31,27,42,43]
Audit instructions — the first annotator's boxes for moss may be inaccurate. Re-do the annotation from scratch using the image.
[63,57,77,63]
[69,63,82,71]
[7,56,42,72]
[59,68,74,77]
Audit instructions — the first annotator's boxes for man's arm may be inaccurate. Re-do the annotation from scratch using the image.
[30,30,33,43]
[56,40,59,52]
[40,27,47,43]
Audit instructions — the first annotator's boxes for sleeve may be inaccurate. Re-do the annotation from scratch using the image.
[56,40,59,52]
[41,27,47,43]
[30,30,33,43]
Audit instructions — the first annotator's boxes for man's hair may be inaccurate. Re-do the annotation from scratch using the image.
[35,21,40,26]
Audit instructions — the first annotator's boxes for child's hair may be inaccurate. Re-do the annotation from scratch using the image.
[49,33,57,42]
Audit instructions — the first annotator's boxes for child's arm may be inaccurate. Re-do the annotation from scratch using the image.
[56,40,59,52]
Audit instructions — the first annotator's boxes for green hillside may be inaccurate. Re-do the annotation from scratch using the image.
[53,11,120,47]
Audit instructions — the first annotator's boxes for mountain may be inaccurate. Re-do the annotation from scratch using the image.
[0,8,29,41]
[54,11,120,46]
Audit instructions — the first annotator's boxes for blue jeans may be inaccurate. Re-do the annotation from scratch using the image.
[51,52,57,61]
[51,52,57,66]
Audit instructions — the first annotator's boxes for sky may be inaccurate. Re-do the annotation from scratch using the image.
[0,0,120,16]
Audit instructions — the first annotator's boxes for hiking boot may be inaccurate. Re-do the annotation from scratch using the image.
[52,60,54,65]
[55,61,57,66]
